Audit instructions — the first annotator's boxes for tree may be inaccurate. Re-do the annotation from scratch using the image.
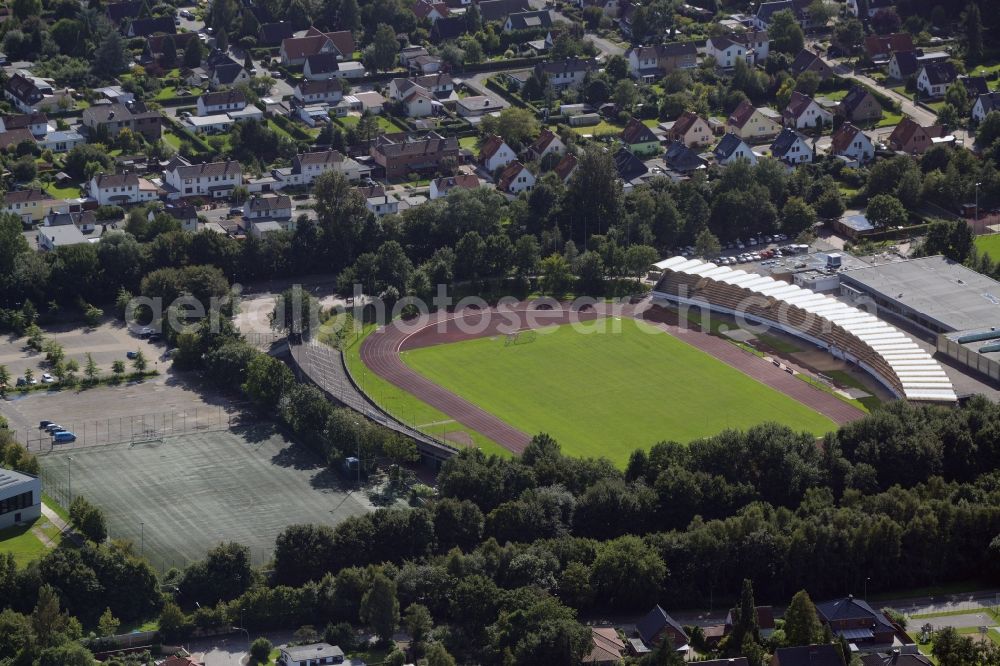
[0,365,8,397]
[184,36,204,68]
[806,0,835,27]
[566,146,623,245]
[932,627,980,666]
[480,107,539,150]
[606,54,628,80]
[782,197,817,236]
[242,354,294,413]
[270,286,322,338]
[769,9,804,53]
[111,359,125,381]
[832,18,864,56]
[404,603,432,654]
[32,585,68,647]
[961,3,983,65]
[0,212,28,287]
[340,0,360,30]
[867,194,907,229]
[69,496,108,542]
[725,579,759,655]
[250,637,272,664]
[539,253,573,297]
[589,535,666,609]
[425,642,457,666]
[784,590,823,646]
[94,31,129,77]
[158,601,190,642]
[871,7,900,35]
[613,79,639,111]
[215,25,229,52]
[132,349,147,374]
[361,572,400,643]
[98,607,120,637]
[363,23,399,72]
[12,0,41,20]
[694,228,721,258]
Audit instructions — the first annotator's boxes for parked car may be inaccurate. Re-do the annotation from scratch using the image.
[229,206,243,216]
[52,431,76,443]
[127,351,139,359]
[41,373,54,383]
[39,420,53,429]
[16,377,26,387]
[44,423,64,433]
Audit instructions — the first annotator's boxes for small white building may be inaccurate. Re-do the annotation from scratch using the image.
[917,62,957,99]
[0,468,41,530]
[712,133,757,166]
[293,79,343,105]
[455,95,498,118]
[497,160,535,194]
[164,158,243,199]
[250,220,285,238]
[197,90,247,116]
[770,128,814,166]
[37,222,88,251]
[972,91,1000,123]
[275,149,369,187]
[36,130,84,153]
[429,174,480,199]
[830,123,875,166]
[297,104,332,127]
[479,135,516,172]
[246,195,292,220]
[89,173,158,206]
[279,643,344,666]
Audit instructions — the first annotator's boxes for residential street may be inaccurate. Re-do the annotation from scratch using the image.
[585,32,626,57]
[823,59,938,127]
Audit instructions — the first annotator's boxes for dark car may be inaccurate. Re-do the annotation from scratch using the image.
[229,207,244,216]
[39,420,53,429]
[127,351,139,359]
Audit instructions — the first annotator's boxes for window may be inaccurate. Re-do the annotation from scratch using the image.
[0,490,34,516]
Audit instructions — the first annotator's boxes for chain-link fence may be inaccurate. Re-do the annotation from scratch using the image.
[14,406,254,453]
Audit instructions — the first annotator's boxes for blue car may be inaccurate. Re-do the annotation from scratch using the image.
[52,431,76,443]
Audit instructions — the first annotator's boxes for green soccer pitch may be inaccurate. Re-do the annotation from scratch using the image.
[401,319,836,465]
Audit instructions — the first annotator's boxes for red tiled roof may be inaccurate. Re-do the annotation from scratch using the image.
[727,99,755,128]
[478,134,507,162]
[497,160,527,191]
[553,152,577,181]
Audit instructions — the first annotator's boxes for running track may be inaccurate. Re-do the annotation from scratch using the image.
[358,301,865,455]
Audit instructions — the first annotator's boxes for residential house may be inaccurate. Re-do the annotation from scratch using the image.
[705,29,769,68]
[280,27,357,66]
[527,128,565,161]
[958,75,989,100]
[815,596,897,646]
[770,127,813,165]
[863,33,913,62]
[635,605,689,649]
[847,0,894,18]
[207,54,251,90]
[143,32,199,67]
[360,184,398,216]
[626,42,698,80]
[889,50,949,81]
[478,0,531,22]
[712,132,757,165]
[197,90,247,116]
[399,45,430,67]
[618,117,659,156]
[413,0,451,21]
[724,606,776,640]
[614,147,648,183]
[496,160,535,194]
[401,88,436,118]
[184,105,262,134]
[456,95,498,117]
[88,173,158,205]
[246,195,292,221]
[726,99,782,141]
[861,652,932,666]
[293,79,343,104]
[275,149,368,187]
[771,644,844,666]
[125,16,174,37]
[972,91,1000,123]
[783,91,833,130]
[158,203,199,232]
[258,21,297,46]
[105,0,143,25]
[664,140,707,174]
[0,112,48,137]
[37,219,88,251]
[535,58,597,89]
[504,10,552,31]
[888,117,944,154]
[790,49,833,79]
[753,0,821,29]
[577,0,619,17]
[278,642,345,666]
[431,17,467,41]
[917,62,957,98]
[479,134,517,172]
[370,131,459,178]
[553,152,578,182]
[0,128,35,152]
[409,54,443,74]
[429,174,479,199]
[2,189,69,224]
[4,73,55,113]
[36,130,85,153]
[830,123,875,165]
[666,111,712,148]
[82,101,162,140]
[413,72,455,98]
[304,53,366,80]
[352,91,386,113]
[158,656,202,666]
[836,85,882,124]
[164,158,243,198]
[585,627,626,666]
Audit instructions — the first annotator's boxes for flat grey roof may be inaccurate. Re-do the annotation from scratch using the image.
[283,643,344,661]
[0,468,37,492]
[840,255,1000,332]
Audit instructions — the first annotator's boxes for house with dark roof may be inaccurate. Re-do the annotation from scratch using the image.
[848,0,893,18]
[157,203,199,232]
[293,79,343,104]
[770,127,813,165]
[497,160,535,193]
[479,134,517,172]
[959,75,989,100]
[3,73,55,113]
[125,16,175,37]
[280,27,357,66]
[105,0,143,24]
[2,188,70,223]
[726,99,782,141]
[635,605,689,649]
[614,147,648,183]
[371,131,459,178]
[917,62,957,98]
[972,91,1000,123]
[860,652,932,666]
[753,0,819,29]
[197,90,247,116]
[535,58,597,89]
[246,194,292,220]
[830,123,875,165]
[0,112,47,137]
[206,53,251,89]
[0,128,37,152]
[790,49,833,79]
[665,111,712,147]
[837,85,882,124]
[621,117,660,155]
[705,29,770,68]
[713,132,756,165]
[478,0,531,22]
[626,42,698,79]
[864,33,913,61]
[889,50,949,81]
[553,152,578,182]
[783,91,832,130]
[504,9,552,31]
[431,16,467,41]
[274,149,368,186]
[429,174,479,199]
[527,128,565,161]
[89,173,159,205]
[771,644,845,666]
[664,139,709,173]
[82,101,162,140]
[815,596,897,646]
[258,22,298,46]
[164,157,243,198]
[143,32,199,66]
[888,117,943,154]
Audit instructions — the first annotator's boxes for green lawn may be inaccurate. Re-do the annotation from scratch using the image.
[824,369,883,412]
[337,114,405,133]
[162,131,183,151]
[875,110,904,128]
[343,325,509,457]
[821,89,849,102]
[459,136,478,150]
[401,319,837,465]
[45,182,81,199]
[0,519,51,567]
[565,120,624,136]
[756,333,804,354]
[975,234,1000,260]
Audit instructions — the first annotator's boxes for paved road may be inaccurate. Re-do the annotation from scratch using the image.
[585,33,626,57]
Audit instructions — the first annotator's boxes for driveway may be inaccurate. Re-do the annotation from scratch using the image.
[456,73,510,110]
[824,58,938,127]
[585,33,625,57]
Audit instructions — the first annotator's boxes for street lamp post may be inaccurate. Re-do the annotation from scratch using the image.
[140,522,144,558]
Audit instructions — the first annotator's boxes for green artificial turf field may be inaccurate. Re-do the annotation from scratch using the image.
[401,319,836,465]
[975,234,1000,261]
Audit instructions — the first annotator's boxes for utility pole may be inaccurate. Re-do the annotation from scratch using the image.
[67,456,73,505]
[140,522,145,558]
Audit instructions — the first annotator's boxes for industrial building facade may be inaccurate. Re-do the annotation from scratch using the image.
[0,468,41,530]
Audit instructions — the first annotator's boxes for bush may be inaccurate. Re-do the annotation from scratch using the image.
[249,637,272,664]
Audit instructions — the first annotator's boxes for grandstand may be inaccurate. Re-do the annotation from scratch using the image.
[652,256,957,403]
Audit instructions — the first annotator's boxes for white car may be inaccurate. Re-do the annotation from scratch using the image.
[41,373,54,383]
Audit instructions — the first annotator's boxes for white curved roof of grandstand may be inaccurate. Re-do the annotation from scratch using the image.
[658,256,957,403]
